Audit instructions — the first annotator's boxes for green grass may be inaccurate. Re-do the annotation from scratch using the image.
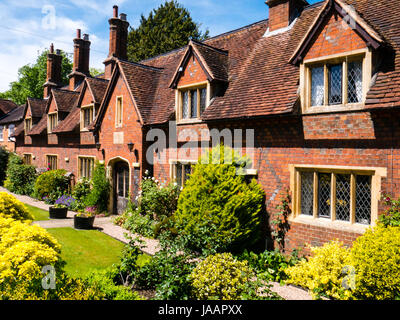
[47,227,125,278]
[25,203,50,221]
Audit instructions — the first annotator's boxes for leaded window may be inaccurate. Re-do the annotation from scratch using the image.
[318,173,331,218]
[328,64,343,105]
[179,86,207,120]
[311,66,324,106]
[348,61,363,103]
[300,172,314,216]
[173,162,193,187]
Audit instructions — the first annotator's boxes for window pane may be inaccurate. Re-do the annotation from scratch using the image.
[348,61,363,103]
[125,169,129,198]
[182,91,189,119]
[200,88,207,115]
[329,64,343,105]
[301,172,314,216]
[336,174,351,221]
[190,90,197,118]
[184,164,192,184]
[356,175,371,225]
[311,67,324,106]
[118,169,124,197]
[318,173,331,218]
[176,164,183,187]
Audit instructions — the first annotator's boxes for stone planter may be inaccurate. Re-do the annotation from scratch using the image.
[49,207,68,219]
[74,214,95,230]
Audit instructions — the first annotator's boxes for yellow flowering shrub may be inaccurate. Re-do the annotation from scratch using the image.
[190,253,253,300]
[350,225,400,300]
[0,217,61,282]
[285,240,353,300]
[0,192,33,221]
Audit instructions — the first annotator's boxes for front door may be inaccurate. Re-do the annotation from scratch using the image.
[114,162,130,215]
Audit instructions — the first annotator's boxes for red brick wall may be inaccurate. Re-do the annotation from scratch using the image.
[152,109,400,252]
[305,12,366,60]
[178,55,208,87]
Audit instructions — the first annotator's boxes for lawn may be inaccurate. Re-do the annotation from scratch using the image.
[25,203,50,221]
[47,227,125,278]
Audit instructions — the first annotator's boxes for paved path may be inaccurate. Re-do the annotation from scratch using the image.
[0,186,313,300]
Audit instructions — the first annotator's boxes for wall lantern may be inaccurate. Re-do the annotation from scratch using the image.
[96,142,101,151]
[127,142,135,152]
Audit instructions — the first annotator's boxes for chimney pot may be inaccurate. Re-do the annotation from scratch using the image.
[50,43,54,54]
[76,29,81,39]
[113,5,118,18]
[119,13,127,21]
[56,49,61,55]
[83,34,89,41]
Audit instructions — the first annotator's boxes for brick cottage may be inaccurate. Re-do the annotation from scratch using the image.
[5,0,400,251]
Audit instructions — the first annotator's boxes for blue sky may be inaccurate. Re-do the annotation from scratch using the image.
[0,0,321,92]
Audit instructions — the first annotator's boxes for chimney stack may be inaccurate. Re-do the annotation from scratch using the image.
[266,0,308,32]
[104,5,130,79]
[43,43,62,98]
[68,29,91,90]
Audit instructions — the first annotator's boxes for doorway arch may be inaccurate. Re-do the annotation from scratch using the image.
[108,157,131,215]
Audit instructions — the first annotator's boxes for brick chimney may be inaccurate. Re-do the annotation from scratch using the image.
[43,43,62,98]
[104,5,130,79]
[68,29,91,90]
[266,0,308,32]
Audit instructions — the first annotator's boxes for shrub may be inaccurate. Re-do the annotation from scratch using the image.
[85,268,143,300]
[33,169,69,202]
[0,147,9,186]
[0,217,62,282]
[123,207,157,238]
[191,253,259,300]
[238,249,301,283]
[173,145,265,254]
[285,241,353,300]
[84,161,110,213]
[350,225,400,300]
[4,153,37,196]
[0,192,33,221]
[71,178,91,211]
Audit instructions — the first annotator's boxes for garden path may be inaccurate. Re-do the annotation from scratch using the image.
[0,186,314,300]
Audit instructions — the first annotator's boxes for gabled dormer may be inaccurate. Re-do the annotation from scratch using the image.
[289,0,385,114]
[170,40,228,123]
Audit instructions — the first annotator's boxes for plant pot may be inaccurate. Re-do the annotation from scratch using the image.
[74,214,95,230]
[49,207,68,219]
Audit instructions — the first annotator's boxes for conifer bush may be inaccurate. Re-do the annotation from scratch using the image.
[4,153,37,196]
[0,147,9,186]
[173,145,265,254]
[84,161,110,213]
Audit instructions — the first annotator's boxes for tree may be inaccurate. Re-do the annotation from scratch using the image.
[0,50,72,105]
[127,1,209,62]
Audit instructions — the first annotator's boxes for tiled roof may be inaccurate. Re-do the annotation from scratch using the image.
[86,77,109,104]
[51,107,80,133]
[27,98,47,118]
[27,115,47,136]
[0,99,18,115]
[12,121,24,137]
[0,104,25,125]
[50,89,80,113]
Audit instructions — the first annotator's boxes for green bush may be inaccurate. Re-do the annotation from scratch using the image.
[379,195,400,227]
[173,145,265,254]
[4,153,37,196]
[33,169,69,202]
[0,147,9,186]
[85,268,143,300]
[190,252,277,300]
[0,192,33,221]
[238,249,301,283]
[71,178,91,211]
[351,225,400,300]
[123,206,157,238]
[84,161,110,213]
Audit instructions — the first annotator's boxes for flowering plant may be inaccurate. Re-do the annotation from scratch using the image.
[77,206,97,218]
[53,195,76,209]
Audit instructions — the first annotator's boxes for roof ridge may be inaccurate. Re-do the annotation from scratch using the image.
[118,59,163,72]
[190,39,229,55]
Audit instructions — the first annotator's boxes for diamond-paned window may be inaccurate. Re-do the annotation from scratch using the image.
[182,91,189,119]
[355,175,371,225]
[190,89,197,118]
[348,61,363,103]
[311,66,324,106]
[318,173,331,218]
[301,172,314,216]
[328,64,343,105]
[336,174,351,221]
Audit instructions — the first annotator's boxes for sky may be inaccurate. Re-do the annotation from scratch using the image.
[0,0,321,92]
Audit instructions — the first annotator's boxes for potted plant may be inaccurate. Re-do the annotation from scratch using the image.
[74,206,97,230]
[49,195,75,219]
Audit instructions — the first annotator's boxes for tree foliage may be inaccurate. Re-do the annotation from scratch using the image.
[127,1,209,62]
[0,50,72,105]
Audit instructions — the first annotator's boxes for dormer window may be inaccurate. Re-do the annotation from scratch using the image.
[177,84,208,121]
[302,50,371,112]
[48,113,58,133]
[81,104,95,131]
